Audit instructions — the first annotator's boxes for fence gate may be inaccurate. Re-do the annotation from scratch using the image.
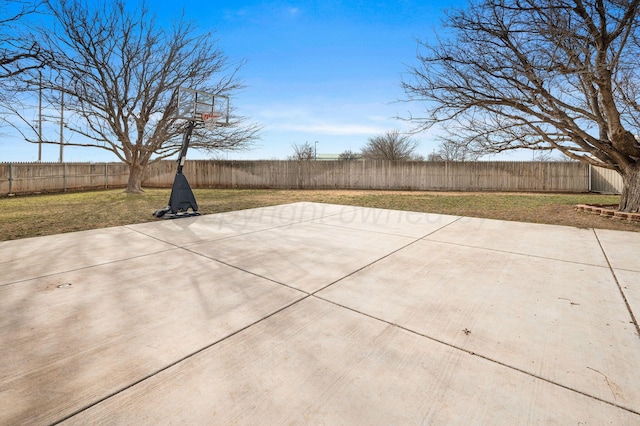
[590,166,623,194]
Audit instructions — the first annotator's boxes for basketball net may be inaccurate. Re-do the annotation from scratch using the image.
[201,112,222,130]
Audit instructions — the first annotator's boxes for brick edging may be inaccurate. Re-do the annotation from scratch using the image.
[575,204,640,222]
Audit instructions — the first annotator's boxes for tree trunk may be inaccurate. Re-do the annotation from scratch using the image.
[125,163,145,194]
[619,164,640,213]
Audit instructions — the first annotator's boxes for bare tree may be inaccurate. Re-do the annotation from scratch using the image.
[0,0,46,107]
[427,151,444,161]
[531,150,555,162]
[434,139,481,162]
[361,130,419,161]
[338,149,361,160]
[288,142,315,161]
[403,0,640,212]
[18,0,259,193]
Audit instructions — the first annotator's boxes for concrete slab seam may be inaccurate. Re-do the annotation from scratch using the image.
[304,218,462,240]
[123,226,188,249]
[313,294,640,417]
[135,209,462,298]
[124,221,299,248]
[50,294,311,425]
[0,247,179,288]
[180,246,310,295]
[592,229,640,339]
[309,217,464,297]
[422,238,612,269]
[126,206,360,249]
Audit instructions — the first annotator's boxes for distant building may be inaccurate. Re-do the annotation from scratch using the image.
[315,153,342,161]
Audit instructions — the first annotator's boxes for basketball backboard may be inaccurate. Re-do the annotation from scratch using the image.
[176,87,229,125]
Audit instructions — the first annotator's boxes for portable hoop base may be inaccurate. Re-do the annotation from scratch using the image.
[152,172,200,219]
[152,117,201,220]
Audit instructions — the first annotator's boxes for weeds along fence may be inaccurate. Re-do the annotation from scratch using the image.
[1,160,621,196]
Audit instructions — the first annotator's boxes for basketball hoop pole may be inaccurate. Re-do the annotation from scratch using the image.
[152,119,200,219]
[176,120,195,174]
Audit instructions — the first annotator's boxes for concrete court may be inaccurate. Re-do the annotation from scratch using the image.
[1,202,639,425]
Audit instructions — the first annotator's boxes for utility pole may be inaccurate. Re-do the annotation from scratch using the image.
[38,78,66,163]
[59,81,64,163]
[38,72,43,162]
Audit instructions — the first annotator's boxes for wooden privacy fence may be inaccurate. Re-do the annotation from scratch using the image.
[144,160,591,192]
[1,160,622,196]
[589,166,624,194]
[0,162,129,195]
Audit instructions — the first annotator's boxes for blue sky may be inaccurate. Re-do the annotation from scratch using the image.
[205,0,458,160]
[4,0,529,162]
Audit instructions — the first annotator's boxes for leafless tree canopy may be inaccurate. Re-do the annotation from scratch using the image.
[403,0,640,211]
[361,130,419,161]
[338,149,361,161]
[430,139,481,162]
[0,0,46,106]
[0,1,42,78]
[19,0,259,192]
[288,142,315,161]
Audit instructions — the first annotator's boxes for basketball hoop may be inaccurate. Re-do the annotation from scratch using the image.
[201,111,222,130]
[176,87,230,127]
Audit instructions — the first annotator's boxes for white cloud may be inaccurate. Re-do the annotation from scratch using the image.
[246,100,415,137]
[287,7,301,17]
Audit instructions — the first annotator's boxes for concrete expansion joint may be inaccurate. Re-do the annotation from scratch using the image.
[316,294,640,417]
[424,238,609,269]
[592,230,640,339]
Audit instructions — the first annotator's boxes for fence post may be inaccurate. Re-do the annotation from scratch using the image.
[8,162,12,195]
[105,163,108,189]
[63,162,67,192]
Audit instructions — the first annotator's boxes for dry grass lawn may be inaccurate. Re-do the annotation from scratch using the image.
[1,188,637,241]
